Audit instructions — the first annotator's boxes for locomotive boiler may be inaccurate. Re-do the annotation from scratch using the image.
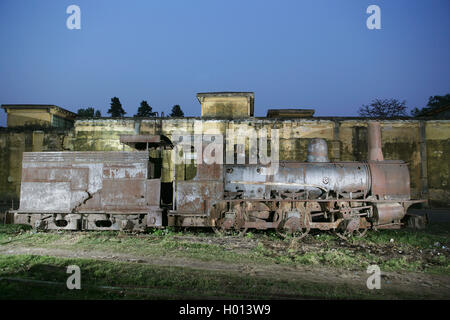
[12,122,424,238]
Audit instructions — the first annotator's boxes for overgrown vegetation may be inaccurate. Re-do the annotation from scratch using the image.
[0,254,410,300]
[0,223,449,299]
[1,223,449,273]
[411,93,450,117]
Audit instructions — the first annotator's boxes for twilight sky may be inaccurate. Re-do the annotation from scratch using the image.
[0,0,449,126]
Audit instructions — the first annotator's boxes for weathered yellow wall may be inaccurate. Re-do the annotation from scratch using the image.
[425,121,450,203]
[6,110,52,127]
[74,119,136,151]
[0,130,69,208]
[381,121,422,198]
[1,118,449,207]
[201,96,251,118]
[66,118,448,204]
[4,108,75,128]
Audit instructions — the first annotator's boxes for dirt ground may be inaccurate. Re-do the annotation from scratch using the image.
[1,233,449,298]
[1,208,449,299]
[0,242,449,294]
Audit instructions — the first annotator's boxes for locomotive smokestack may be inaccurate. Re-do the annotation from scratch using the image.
[368,121,384,161]
[307,138,329,162]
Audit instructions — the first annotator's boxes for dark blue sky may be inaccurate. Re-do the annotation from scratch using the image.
[1,0,449,125]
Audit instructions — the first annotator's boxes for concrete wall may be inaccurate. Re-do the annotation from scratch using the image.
[1,118,449,208]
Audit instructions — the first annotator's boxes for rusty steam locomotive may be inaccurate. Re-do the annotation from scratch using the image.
[13,122,424,238]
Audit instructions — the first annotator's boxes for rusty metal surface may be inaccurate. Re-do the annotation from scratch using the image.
[16,151,158,214]
[225,162,371,200]
[146,179,161,206]
[175,181,223,215]
[368,161,410,200]
[146,206,163,227]
[374,202,405,225]
[193,162,223,181]
[173,142,224,219]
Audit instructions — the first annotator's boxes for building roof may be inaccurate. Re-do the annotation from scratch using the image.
[267,108,315,118]
[196,92,254,102]
[1,104,77,118]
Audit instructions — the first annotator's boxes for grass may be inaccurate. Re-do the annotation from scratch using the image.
[0,222,449,299]
[0,254,432,300]
[1,223,449,274]
[360,224,450,248]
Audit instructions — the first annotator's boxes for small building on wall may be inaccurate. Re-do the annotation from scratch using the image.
[1,104,76,129]
[197,92,254,118]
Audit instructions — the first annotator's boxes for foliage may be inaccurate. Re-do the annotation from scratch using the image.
[77,107,101,118]
[107,97,126,118]
[134,100,157,117]
[411,94,450,117]
[358,98,408,118]
[170,105,184,117]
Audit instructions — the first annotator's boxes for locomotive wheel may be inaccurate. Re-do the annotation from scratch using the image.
[334,229,367,241]
[238,227,249,237]
[213,212,234,236]
[334,227,368,240]
[234,221,248,237]
[277,216,310,239]
[277,228,310,239]
[212,226,233,236]
[213,208,247,236]
[233,206,249,237]
[273,209,283,227]
[334,215,369,240]
[355,228,368,238]
[213,219,237,236]
[277,229,310,239]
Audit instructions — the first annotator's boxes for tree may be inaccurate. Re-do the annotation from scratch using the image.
[77,107,94,117]
[411,94,450,117]
[170,105,184,117]
[107,97,126,117]
[77,107,101,118]
[134,100,156,117]
[358,98,407,118]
